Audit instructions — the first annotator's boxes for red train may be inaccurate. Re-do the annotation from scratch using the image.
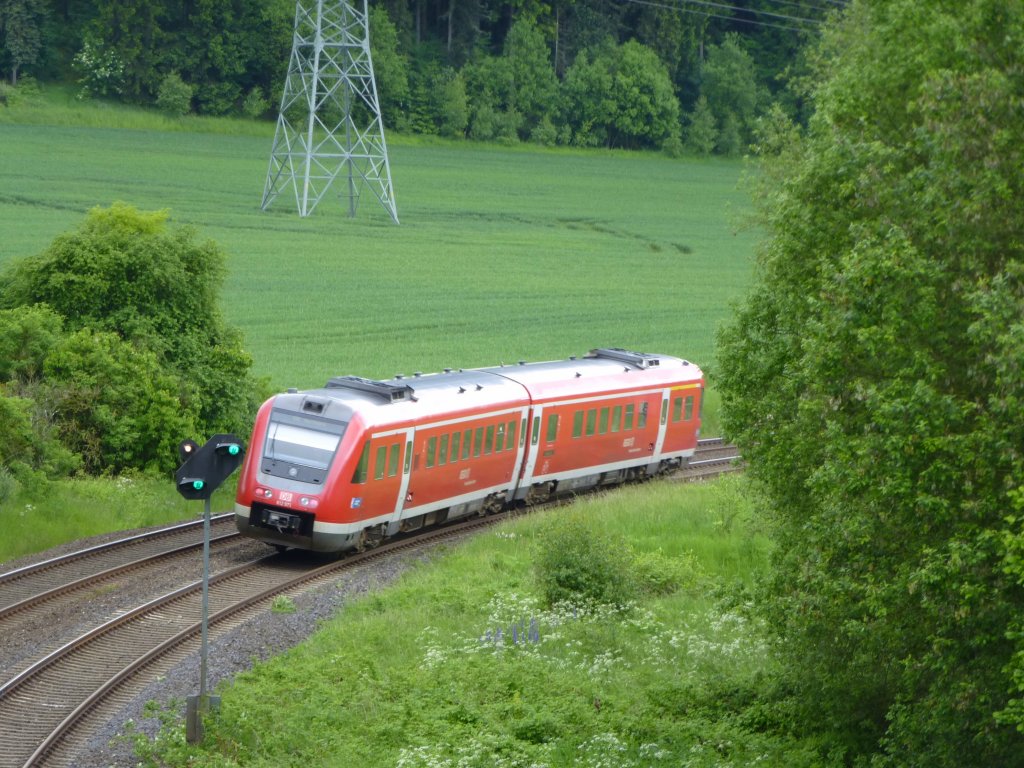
[234,348,704,552]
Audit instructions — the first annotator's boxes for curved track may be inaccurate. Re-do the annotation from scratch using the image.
[0,439,740,767]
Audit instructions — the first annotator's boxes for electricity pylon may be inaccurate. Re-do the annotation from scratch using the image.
[261,0,399,222]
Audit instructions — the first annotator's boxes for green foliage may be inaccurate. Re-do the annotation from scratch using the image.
[0,203,265,474]
[72,32,125,99]
[0,0,46,85]
[700,34,759,148]
[534,512,636,607]
[369,6,410,129]
[717,1,1024,764]
[435,67,468,138]
[562,39,680,150]
[240,87,267,119]
[685,94,717,155]
[155,71,192,116]
[502,18,558,138]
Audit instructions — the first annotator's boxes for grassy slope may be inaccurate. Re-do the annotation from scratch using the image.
[137,478,824,767]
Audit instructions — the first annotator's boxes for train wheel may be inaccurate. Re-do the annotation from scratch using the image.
[355,524,385,552]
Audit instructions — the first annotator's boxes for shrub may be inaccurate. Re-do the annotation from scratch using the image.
[534,513,635,607]
[530,115,559,147]
[156,72,193,117]
[242,87,269,119]
[632,548,702,595]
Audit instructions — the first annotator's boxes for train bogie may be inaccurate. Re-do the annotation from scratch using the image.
[234,348,703,552]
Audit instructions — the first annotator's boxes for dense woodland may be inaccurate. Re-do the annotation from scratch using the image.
[0,0,840,152]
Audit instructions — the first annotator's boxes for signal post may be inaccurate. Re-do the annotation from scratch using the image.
[174,434,245,743]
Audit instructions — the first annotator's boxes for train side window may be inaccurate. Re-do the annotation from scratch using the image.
[426,436,437,468]
[639,402,648,429]
[374,445,387,480]
[520,418,527,446]
[473,427,483,458]
[684,395,694,421]
[462,429,472,460]
[625,404,635,430]
[404,441,412,473]
[387,443,400,478]
[507,420,517,450]
[450,431,461,464]
[484,425,494,455]
[661,398,669,425]
[599,407,609,434]
[585,408,597,436]
[352,442,370,483]
[439,434,449,465]
[612,405,622,433]
[531,416,540,445]
[546,413,558,442]
[495,423,506,453]
[572,411,583,438]
[672,396,683,422]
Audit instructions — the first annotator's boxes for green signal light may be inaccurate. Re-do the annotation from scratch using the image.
[192,479,205,490]
[227,444,240,456]
[216,443,241,456]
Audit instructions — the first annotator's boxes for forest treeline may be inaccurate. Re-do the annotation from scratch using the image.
[0,0,837,153]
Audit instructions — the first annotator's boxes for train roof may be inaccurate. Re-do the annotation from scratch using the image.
[279,349,703,428]
[484,349,702,402]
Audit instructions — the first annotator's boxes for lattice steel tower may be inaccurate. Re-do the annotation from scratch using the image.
[261,0,399,222]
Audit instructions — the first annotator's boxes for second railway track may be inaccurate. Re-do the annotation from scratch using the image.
[0,438,740,768]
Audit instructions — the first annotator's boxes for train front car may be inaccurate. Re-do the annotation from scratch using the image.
[235,371,533,553]
[234,387,365,552]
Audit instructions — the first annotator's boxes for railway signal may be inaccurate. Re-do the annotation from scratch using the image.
[173,434,246,742]
[174,434,245,500]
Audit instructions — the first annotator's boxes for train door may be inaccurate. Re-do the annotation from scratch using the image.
[653,389,670,457]
[394,427,415,515]
[519,405,545,483]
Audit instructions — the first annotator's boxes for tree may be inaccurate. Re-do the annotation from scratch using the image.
[0,0,46,84]
[700,33,759,150]
[84,0,160,101]
[684,94,717,155]
[0,203,266,470]
[369,5,410,129]
[716,1,1024,765]
[562,39,680,149]
[502,18,558,137]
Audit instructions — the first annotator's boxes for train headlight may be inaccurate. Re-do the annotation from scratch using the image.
[300,497,319,509]
[256,487,274,499]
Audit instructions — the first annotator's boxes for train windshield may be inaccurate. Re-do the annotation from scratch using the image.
[264,411,347,470]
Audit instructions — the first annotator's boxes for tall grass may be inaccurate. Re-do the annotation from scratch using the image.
[0,475,234,562]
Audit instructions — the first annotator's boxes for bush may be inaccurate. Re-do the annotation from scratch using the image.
[156,73,193,117]
[530,115,559,147]
[0,204,266,474]
[534,513,635,607]
[242,87,268,119]
[632,548,702,595]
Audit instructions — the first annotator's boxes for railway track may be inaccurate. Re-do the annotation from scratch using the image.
[0,516,499,768]
[0,514,238,616]
[0,438,740,767]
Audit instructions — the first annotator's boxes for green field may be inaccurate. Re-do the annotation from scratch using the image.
[0,117,756,389]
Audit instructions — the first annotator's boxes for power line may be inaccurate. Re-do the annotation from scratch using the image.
[620,0,825,32]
